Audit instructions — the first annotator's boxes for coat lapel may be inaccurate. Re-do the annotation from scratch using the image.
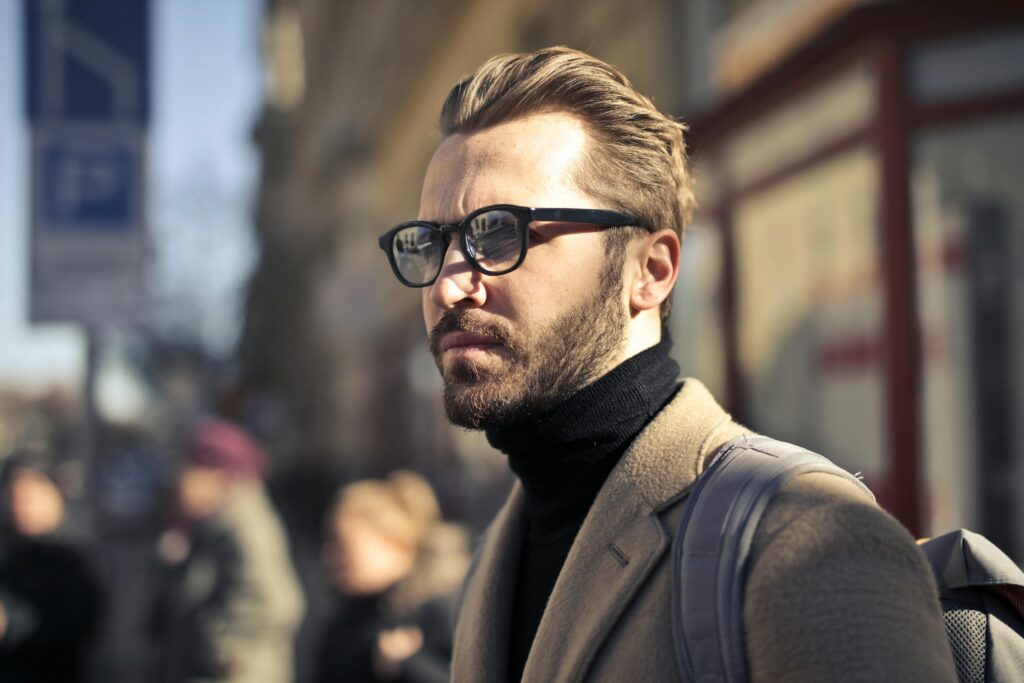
[520,480,669,683]
[520,379,748,683]
[451,483,527,683]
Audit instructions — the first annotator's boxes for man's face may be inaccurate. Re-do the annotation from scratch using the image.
[420,112,629,429]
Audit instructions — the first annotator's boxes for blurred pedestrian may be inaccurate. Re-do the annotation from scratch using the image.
[148,416,304,683]
[0,453,103,683]
[316,471,469,683]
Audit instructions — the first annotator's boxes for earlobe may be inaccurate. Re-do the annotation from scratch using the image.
[629,230,680,312]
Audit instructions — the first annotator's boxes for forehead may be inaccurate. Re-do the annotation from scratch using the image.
[419,111,595,221]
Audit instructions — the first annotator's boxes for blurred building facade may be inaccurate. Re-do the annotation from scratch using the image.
[243,0,1024,555]
[679,0,1024,559]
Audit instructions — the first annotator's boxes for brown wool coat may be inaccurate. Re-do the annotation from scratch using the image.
[451,379,958,682]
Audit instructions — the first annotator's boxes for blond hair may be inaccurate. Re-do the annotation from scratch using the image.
[332,470,440,549]
[440,46,695,323]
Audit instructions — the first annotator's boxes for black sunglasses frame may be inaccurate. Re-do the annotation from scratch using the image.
[378,204,639,288]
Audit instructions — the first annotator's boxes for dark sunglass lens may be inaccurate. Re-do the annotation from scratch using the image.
[392,225,442,284]
[465,210,522,272]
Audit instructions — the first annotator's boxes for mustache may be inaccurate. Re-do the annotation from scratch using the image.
[428,310,513,358]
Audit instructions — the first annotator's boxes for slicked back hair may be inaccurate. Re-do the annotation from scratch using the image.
[439,46,695,324]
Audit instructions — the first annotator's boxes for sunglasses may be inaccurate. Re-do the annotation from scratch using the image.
[378,204,639,287]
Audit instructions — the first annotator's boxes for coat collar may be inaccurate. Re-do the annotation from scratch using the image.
[452,379,748,683]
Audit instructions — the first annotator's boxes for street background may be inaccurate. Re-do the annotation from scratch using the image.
[1,0,1022,681]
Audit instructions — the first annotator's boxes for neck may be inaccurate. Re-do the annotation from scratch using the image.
[486,337,679,538]
[622,311,664,361]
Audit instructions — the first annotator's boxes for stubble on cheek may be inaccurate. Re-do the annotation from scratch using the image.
[426,279,626,431]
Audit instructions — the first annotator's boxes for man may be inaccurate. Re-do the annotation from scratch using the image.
[378,47,958,681]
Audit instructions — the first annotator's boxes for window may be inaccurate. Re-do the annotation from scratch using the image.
[733,146,886,479]
[913,115,1024,558]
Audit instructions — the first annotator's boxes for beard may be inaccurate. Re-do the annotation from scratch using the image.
[428,278,626,430]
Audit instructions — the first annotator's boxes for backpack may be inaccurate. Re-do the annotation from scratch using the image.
[670,435,1024,682]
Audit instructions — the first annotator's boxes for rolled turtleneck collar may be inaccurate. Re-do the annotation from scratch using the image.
[486,337,680,539]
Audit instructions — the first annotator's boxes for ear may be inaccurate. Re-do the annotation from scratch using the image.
[628,229,680,314]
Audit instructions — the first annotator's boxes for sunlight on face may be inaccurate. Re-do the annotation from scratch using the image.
[419,112,629,428]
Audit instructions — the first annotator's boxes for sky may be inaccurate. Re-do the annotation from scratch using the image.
[0,0,262,391]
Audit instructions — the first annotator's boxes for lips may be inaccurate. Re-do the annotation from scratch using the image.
[440,331,501,352]
[428,311,512,363]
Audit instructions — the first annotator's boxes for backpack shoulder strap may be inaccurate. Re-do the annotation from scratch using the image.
[671,435,872,683]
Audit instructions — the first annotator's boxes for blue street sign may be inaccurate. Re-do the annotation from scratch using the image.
[25,0,150,325]
[40,135,138,231]
[25,0,150,122]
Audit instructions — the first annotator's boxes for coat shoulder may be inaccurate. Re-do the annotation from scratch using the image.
[742,471,959,682]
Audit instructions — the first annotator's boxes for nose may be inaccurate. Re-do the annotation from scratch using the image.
[428,236,486,310]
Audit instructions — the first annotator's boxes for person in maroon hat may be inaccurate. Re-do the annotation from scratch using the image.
[148,417,305,683]
[174,417,269,522]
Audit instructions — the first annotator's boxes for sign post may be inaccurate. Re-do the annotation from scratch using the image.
[24,0,150,527]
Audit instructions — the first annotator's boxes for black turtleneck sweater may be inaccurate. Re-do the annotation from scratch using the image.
[486,339,680,683]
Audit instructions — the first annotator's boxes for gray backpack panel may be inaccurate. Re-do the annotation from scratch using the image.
[919,529,1024,682]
